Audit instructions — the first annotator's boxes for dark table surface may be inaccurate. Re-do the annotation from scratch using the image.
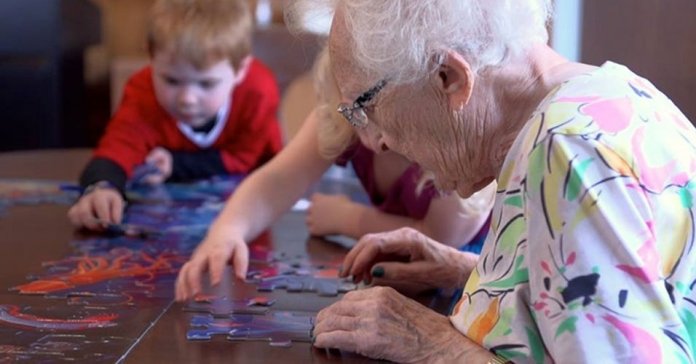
[0,149,450,363]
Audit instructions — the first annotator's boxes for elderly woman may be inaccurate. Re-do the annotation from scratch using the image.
[288,1,696,363]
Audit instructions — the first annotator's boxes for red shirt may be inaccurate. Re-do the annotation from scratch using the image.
[93,58,282,177]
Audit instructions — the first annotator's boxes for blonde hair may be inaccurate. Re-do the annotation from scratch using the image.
[148,0,252,70]
[313,47,356,160]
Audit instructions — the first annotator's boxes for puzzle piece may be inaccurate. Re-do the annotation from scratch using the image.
[257,276,356,297]
[126,175,243,204]
[0,179,79,214]
[246,253,343,280]
[11,248,184,297]
[0,330,135,362]
[28,334,130,362]
[183,295,275,316]
[187,311,314,347]
[244,252,356,296]
[127,163,162,188]
[0,304,118,330]
[42,275,177,308]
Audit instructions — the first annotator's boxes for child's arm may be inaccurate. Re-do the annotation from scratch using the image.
[68,158,128,229]
[175,110,333,301]
[306,191,491,248]
[68,69,159,228]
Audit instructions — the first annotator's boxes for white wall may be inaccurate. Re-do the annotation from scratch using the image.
[552,0,583,62]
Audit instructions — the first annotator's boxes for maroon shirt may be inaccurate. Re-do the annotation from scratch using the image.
[337,142,438,220]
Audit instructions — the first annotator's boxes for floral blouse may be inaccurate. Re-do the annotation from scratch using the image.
[450,62,696,363]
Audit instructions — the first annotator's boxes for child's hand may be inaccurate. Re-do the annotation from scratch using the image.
[143,147,173,185]
[175,225,249,301]
[67,188,124,230]
[306,193,357,236]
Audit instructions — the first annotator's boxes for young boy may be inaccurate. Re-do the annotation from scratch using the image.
[68,0,282,230]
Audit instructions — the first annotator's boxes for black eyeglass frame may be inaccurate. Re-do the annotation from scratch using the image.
[336,79,387,129]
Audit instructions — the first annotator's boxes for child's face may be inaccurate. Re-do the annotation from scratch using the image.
[151,50,238,127]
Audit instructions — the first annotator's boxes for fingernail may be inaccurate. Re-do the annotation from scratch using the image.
[337,265,343,275]
[371,266,384,278]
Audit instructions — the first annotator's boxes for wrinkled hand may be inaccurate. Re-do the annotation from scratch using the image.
[67,188,124,230]
[175,225,249,301]
[143,147,173,185]
[313,286,471,363]
[306,193,357,236]
[340,227,478,293]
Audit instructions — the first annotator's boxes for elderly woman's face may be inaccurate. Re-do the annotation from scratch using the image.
[332,58,461,191]
[329,22,482,195]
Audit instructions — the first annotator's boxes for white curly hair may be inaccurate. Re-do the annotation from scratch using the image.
[287,0,553,84]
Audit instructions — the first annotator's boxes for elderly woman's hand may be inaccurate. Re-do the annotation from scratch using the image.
[314,286,484,363]
[339,228,478,292]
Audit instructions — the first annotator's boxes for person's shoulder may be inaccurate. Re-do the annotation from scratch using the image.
[125,66,154,90]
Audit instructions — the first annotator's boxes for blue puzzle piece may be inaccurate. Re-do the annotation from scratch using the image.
[187,312,313,347]
[256,276,356,297]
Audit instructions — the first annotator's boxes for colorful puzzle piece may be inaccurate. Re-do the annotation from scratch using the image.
[0,304,118,330]
[187,311,314,347]
[0,333,129,362]
[0,179,79,215]
[183,295,275,316]
[256,276,356,296]
[245,253,356,297]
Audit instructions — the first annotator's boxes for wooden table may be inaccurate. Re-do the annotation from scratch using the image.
[0,149,450,363]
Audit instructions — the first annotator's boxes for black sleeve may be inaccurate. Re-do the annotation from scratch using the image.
[169,149,227,181]
[79,157,128,196]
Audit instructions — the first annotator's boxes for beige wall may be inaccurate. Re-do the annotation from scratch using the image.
[91,0,155,59]
[90,0,286,60]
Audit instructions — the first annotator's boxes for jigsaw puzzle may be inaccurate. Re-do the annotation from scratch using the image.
[1,177,246,361]
[246,253,356,297]
[0,304,118,330]
[186,311,314,347]
[1,174,361,359]
[0,179,80,215]
[183,295,275,316]
[0,333,130,362]
[0,293,167,363]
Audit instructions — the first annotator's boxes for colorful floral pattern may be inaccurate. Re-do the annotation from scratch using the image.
[450,62,696,363]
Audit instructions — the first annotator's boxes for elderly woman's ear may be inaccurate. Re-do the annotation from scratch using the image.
[436,50,475,111]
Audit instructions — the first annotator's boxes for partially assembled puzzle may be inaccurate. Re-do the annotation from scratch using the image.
[187,311,314,347]
[1,175,359,356]
[0,179,80,215]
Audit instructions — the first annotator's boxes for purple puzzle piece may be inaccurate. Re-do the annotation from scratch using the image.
[183,296,275,316]
[187,312,313,347]
[256,276,356,297]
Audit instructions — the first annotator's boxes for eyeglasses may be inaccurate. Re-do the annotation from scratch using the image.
[337,79,387,129]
